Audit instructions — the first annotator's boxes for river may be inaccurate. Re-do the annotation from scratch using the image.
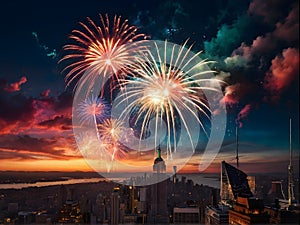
[0,173,220,190]
[0,178,110,190]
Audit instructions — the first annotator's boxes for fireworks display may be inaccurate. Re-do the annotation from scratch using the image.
[62,14,225,174]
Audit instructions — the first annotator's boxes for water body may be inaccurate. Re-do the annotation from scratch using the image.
[0,178,108,190]
[181,173,220,189]
[0,174,220,190]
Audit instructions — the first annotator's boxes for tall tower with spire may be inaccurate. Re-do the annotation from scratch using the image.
[149,145,168,223]
[153,145,166,173]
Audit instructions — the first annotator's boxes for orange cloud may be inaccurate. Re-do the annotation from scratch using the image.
[0,158,92,172]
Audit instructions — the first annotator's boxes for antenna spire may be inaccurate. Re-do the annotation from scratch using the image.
[288,117,295,205]
[289,118,292,166]
[236,125,239,169]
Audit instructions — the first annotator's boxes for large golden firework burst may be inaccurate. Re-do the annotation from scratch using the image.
[116,40,220,158]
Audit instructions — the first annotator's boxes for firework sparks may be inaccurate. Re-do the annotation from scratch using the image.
[116,40,221,158]
[60,14,148,94]
[74,132,109,161]
[97,118,127,161]
[98,118,124,141]
[77,95,110,125]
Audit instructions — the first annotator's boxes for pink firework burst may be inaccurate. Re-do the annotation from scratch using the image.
[60,14,148,94]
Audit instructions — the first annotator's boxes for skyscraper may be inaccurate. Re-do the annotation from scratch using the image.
[149,146,169,223]
[110,187,120,225]
[220,161,253,204]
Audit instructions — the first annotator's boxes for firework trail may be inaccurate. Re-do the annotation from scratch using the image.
[60,14,147,95]
[115,40,221,158]
[65,13,227,178]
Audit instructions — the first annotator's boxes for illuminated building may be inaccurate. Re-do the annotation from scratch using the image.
[264,201,300,224]
[110,187,120,225]
[137,187,147,213]
[228,196,269,224]
[269,181,286,200]
[57,200,83,223]
[95,193,110,224]
[148,146,169,223]
[206,161,269,225]
[173,207,200,224]
[220,161,253,204]
[264,119,300,224]
[205,187,229,225]
[247,176,256,196]
[205,204,229,225]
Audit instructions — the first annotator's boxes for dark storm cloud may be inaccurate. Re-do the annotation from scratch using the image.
[38,115,72,130]
[203,15,255,61]
[131,0,251,48]
[0,134,78,160]
[0,87,72,134]
[0,135,61,157]
[0,91,35,125]
[248,0,296,26]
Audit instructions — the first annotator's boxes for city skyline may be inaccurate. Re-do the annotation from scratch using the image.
[0,0,299,175]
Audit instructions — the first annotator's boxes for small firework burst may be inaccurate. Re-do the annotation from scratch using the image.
[77,95,110,125]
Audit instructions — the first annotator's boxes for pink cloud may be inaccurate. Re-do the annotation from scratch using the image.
[3,76,27,92]
[40,89,51,98]
[220,83,254,107]
[236,104,252,128]
[264,48,299,94]
[220,84,240,107]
